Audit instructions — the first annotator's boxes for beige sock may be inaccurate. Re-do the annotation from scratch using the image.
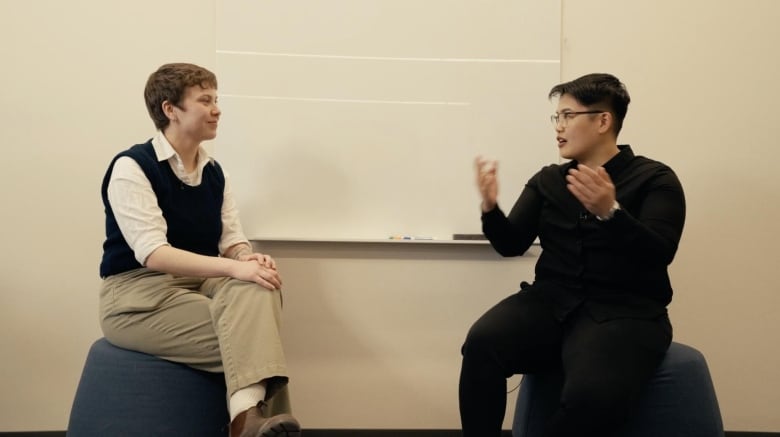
[229,382,267,421]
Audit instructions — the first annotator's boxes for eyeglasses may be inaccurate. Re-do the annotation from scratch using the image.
[550,110,606,128]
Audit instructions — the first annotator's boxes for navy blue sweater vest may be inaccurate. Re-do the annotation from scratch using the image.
[100,141,224,277]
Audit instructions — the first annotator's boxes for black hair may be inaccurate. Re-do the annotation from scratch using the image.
[549,73,630,135]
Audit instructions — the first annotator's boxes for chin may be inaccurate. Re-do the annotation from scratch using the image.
[558,144,581,162]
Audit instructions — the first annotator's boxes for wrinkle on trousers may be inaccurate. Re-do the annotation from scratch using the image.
[100,268,291,413]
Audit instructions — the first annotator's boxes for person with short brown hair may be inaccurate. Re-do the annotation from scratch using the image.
[99,62,301,436]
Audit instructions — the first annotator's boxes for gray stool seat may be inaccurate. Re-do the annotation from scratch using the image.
[512,342,724,437]
[67,338,229,437]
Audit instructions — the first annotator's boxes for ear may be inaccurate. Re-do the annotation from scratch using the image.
[597,112,613,135]
[162,100,177,122]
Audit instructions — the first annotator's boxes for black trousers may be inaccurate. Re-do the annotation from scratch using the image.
[459,287,671,437]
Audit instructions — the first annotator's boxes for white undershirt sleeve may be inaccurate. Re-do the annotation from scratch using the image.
[106,156,170,265]
[218,172,251,255]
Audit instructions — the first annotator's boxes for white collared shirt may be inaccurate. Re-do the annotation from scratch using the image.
[106,131,249,265]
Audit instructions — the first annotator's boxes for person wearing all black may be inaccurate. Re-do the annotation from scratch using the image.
[460,73,685,437]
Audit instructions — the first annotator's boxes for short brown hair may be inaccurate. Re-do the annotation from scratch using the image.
[144,63,218,130]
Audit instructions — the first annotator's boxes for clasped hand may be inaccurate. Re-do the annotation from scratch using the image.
[234,252,282,291]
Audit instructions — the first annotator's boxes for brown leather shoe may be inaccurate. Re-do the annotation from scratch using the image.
[229,403,301,437]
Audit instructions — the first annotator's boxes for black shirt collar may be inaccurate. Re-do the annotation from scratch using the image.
[563,144,634,178]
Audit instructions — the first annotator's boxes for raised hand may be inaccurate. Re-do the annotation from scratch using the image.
[474,156,499,212]
[565,164,616,218]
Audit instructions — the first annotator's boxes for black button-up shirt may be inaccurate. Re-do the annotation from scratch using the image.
[482,145,686,321]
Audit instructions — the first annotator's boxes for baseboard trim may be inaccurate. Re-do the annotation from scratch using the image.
[0,430,776,437]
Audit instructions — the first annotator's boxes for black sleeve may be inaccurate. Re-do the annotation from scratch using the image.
[603,166,686,265]
[481,176,542,257]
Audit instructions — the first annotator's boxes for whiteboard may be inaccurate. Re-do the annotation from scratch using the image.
[214,1,561,240]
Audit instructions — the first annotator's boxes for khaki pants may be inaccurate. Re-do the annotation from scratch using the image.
[99,268,291,413]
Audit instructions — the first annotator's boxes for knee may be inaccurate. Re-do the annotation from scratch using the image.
[223,279,281,300]
[461,318,502,359]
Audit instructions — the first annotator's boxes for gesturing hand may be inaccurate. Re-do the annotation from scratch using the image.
[474,156,499,212]
[565,164,616,218]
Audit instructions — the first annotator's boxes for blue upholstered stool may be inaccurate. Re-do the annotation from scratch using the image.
[512,342,724,437]
[68,338,229,437]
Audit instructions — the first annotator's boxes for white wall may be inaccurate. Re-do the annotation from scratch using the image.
[1,0,778,432]
[261,241,533,429]
[561,1,780,430]
[0,0,216,431]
